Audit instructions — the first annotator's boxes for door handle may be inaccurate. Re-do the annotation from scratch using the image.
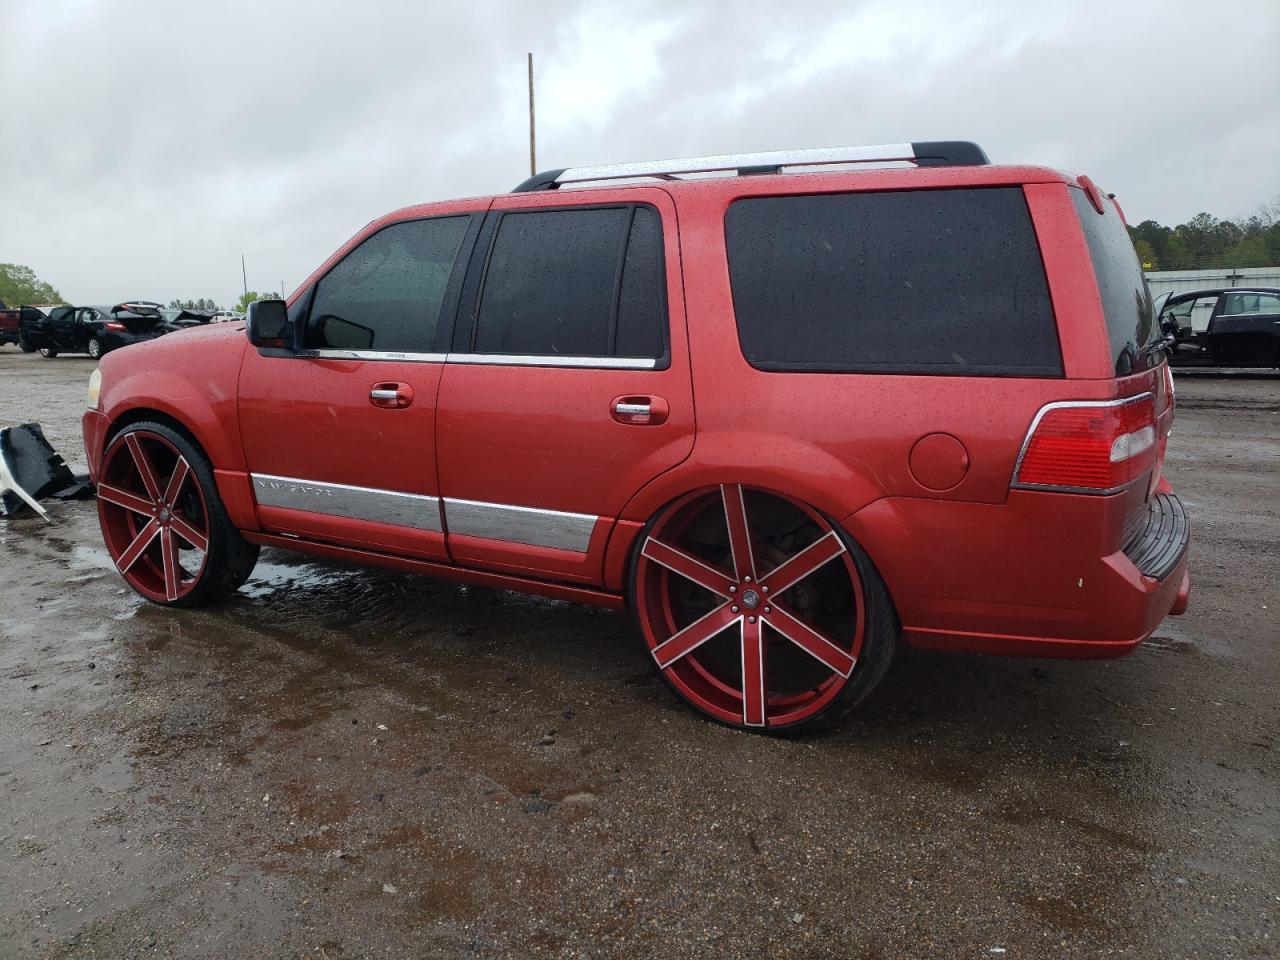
[611,395,668,425]
[370,381,413,409]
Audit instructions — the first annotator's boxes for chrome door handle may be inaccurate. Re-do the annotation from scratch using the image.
[369,381,414,408]
[611,395,669,425]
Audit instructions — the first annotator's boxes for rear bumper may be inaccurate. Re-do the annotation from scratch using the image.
[846,487,1191,659]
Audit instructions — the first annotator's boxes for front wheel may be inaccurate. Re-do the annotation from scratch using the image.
[38,346,57,358]
[96,421,259,606]
[631,484,898,733]
[18,331,36,353]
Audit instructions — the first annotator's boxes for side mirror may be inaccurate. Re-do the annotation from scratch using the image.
[245,299,289,349]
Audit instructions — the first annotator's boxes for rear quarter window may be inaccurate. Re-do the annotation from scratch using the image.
[1070,188,1158,375]
[724,187,1062,376]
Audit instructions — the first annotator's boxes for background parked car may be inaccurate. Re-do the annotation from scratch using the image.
[210,310,244,323]
[161,307,215,330]
[20,301,168,359]
[1158,286,1280,367]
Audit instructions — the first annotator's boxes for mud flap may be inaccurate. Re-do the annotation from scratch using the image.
[0,423,94,521]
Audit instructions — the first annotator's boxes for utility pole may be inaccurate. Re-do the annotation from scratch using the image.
[528,52,536,176]
[241,254,248,297]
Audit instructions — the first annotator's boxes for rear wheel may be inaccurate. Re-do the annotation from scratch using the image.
[38,347,57,358]
[96,421,259,606]
[18,331,36,353]
[87,337,103,359]
[631,484,897,733]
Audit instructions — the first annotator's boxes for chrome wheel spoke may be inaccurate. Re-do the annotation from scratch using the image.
[97,482,155,517]
[162,457,190,506]
[652,603,737,669]
[116,519,161,573]
[765,601,856,678]
[641,537,735,598]
[169,513,208,552]
[720,484,757,581]
[125,434,163,502]
[160,529,179,601]
[741,616,766,727]
[759,531,845,596]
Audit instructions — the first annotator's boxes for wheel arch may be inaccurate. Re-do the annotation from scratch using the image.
[603,432,890,593]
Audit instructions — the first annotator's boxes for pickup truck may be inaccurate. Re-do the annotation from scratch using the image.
[1158,287,1280,368]
[0,304,48,348]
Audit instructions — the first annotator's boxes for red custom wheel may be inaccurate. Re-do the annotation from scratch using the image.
[96,422,258,606]
[633,485,895,732]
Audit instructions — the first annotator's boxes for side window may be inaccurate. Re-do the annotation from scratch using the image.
[725,188,1062,376]
[473,205,666,359]
[78,309,96,324]
[1221,292,1280,316]
[305,216,470,352]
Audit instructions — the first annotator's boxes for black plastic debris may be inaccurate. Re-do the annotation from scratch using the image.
[0,423,95,520]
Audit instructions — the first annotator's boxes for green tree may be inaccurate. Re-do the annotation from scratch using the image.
[0,263,62,307]
[236,290,281,313]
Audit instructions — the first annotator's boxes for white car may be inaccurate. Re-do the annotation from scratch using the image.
[210,310,245,323]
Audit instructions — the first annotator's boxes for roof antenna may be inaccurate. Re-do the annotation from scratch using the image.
[527,52,537,177]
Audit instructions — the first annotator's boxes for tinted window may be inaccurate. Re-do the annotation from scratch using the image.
[1070,189,1158,375]
[615,206,665,358]
[305,216,468,352]
[725,188,1061,376]
[474,206,665,358]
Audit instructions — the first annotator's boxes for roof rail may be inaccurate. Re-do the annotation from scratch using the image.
[512,140,988,192]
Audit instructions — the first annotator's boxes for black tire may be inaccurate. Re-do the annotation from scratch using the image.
[39,346,58,358]
[87,337,103,360]
[111,420,260,607]
[627,495,899,734]
[18,331,36,353]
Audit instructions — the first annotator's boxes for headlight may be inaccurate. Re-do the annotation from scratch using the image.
[87,367,102,410]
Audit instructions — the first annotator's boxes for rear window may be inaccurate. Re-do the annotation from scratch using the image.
[724,187,1062,376]
[1070,189,1159,375]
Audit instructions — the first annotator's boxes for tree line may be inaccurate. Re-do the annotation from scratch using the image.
[1128,199,1280,272]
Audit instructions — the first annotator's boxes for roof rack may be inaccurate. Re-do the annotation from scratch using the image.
[513,140,988,192]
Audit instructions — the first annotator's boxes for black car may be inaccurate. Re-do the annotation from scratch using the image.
[19,301,169,359]
[1158,287,1280,368]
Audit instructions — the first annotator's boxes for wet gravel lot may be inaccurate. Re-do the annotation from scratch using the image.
[1,347,1276,959]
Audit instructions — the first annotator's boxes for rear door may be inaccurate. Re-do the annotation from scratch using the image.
[1209,291,1280,365]
[435,188,693,584]
[238,207,483,560]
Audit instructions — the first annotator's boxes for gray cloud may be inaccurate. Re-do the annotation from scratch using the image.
[2,0,1277,306]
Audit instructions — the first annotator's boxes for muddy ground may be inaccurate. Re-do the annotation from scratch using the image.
[0,346,1276,960]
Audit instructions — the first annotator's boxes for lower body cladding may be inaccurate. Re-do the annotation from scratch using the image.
[249,473,598,552]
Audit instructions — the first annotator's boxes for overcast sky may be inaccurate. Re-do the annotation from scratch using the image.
[2,0,1277,307]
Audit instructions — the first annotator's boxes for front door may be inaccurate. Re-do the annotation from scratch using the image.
[435,188,694,584]
[238,206,483,560]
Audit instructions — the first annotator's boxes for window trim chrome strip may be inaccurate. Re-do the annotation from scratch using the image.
[297,349,449,363]
[446,353,656,370]
[293,349,655,369]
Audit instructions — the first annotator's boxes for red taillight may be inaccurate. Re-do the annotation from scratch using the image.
[105,321,126,332]
[1014,395,1157,493]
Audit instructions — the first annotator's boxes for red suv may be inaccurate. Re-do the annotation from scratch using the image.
[82,141,1190,733]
